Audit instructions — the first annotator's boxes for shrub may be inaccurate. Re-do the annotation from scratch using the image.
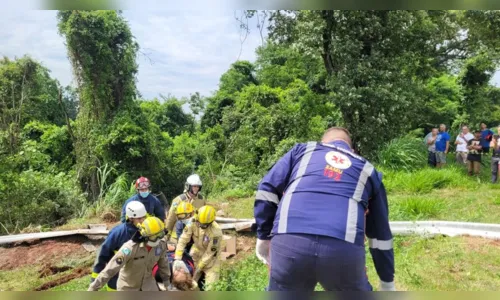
[377,136,427,171]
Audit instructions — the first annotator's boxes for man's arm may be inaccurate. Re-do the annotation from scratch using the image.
[365,175,395,291]
[175,225,193,260]
[154,197,166,223]
[157,246,171,288]
[165,197,180,234]
[197,234,222,272]
[91,232,118,281]
[88,245,133,291]
[254,145,296,240]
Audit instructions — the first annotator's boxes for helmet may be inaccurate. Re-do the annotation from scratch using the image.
[125,201,147,219]
[196,205,215,229]
[138,216,165,242]
[185,174,202,194]
[175,202,194,220]
[135,177,151,190]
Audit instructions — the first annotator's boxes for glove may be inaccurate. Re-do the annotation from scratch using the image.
[255,239,270,265]
[379,280,396,291]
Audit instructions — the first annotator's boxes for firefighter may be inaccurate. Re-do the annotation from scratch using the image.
[173,205,222,291]
[173,202,196,253]
[254,127,395,291]
[90,201,147,291]
[120,177,166,223]
[88,216,171,291]
[165,174,206,240]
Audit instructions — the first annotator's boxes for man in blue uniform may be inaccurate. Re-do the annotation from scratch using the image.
[120,177,166,223]
[91,201,147,291]
[254,127,395,291]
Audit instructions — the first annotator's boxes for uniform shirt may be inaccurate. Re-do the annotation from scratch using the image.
[176,220,194,254]
[165,192,205,233]
[254,140,394,284]
[120,193,165,223]
[88,239,170,291]
[435,132,450,152]
[91,222,138,289]
[175,221,222,271]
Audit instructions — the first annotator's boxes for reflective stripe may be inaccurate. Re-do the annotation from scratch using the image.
[345,162,374,243]
[368,238,393,250]
[91,272,99,278]
[255,190,279,205]
[278,142,317,234]
[106,285,117,291]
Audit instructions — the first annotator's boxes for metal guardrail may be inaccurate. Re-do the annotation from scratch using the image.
[1,220,499,246]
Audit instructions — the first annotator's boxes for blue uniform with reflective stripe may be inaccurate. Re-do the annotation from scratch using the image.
[254,140,394,289]
[92,222,138,290]
[120,194,166,223]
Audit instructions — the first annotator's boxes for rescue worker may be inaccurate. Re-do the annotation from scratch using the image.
[120,176,166,223]
[165,174,205,240]
[90,201,147,291]
[173,202,195,253]
[254,127,395,291]
[88,216,171,291]
[173,205,222,291]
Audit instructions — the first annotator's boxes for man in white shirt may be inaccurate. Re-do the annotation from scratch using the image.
[455,126,474,165]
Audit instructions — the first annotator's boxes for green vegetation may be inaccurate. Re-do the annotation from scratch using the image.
[1,9,500,291]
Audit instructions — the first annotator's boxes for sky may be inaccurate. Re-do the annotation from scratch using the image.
[1,6,500,103]
[0,7,266,100]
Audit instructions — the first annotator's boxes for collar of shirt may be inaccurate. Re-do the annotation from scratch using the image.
[325,140,352,151]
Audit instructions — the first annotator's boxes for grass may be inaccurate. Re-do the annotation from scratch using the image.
[4,152,500,291]
[212,235,500,291]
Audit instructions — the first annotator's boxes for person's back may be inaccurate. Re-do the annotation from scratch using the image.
[254,127,394,291]
[258,141,383,246]
[121,193,164,223]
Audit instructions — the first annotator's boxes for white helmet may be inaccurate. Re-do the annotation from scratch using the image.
[126,201,147,219]
[185,174,202,194]
[186,174,202,186]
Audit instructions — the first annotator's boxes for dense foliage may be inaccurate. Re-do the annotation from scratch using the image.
[1,10,500,233]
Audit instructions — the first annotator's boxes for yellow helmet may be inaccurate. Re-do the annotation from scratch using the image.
[196,205,216,229]
[138,216,165,242]
[175,202,194,220]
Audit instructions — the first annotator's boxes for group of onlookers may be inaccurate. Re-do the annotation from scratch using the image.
[424,123,500,182]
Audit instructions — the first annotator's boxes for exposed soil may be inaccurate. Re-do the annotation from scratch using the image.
[462,235,500,253]
[236,234,255,253]
[101,212,118,223]
[34,266,90,291]
[38,265,72,278]
[0,235,94,271]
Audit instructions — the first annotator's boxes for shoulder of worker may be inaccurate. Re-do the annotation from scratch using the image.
[116,240,138,257]
[171,194,185,205]
[146,193,161,203]
[196,193,204,200]
[208,222,223,237]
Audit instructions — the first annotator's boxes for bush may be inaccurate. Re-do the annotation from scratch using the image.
[0,170,86,234]
[390,195,447,220]
[211,255,268,291]
[382,166,475,194]
[377,136,427,171]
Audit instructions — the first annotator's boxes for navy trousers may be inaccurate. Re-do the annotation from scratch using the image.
[268,233,373,291]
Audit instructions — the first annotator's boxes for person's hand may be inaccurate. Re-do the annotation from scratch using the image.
[379,281,396,291]
[256,239,270,265]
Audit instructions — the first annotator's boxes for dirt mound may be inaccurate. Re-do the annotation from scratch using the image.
[0,235,91,271]
[38,265,72,278]
[101,212,117,223]
[34,267,90,291]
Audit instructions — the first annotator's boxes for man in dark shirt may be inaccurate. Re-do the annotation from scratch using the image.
[466,130,483,176]
[480,123,494,154]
